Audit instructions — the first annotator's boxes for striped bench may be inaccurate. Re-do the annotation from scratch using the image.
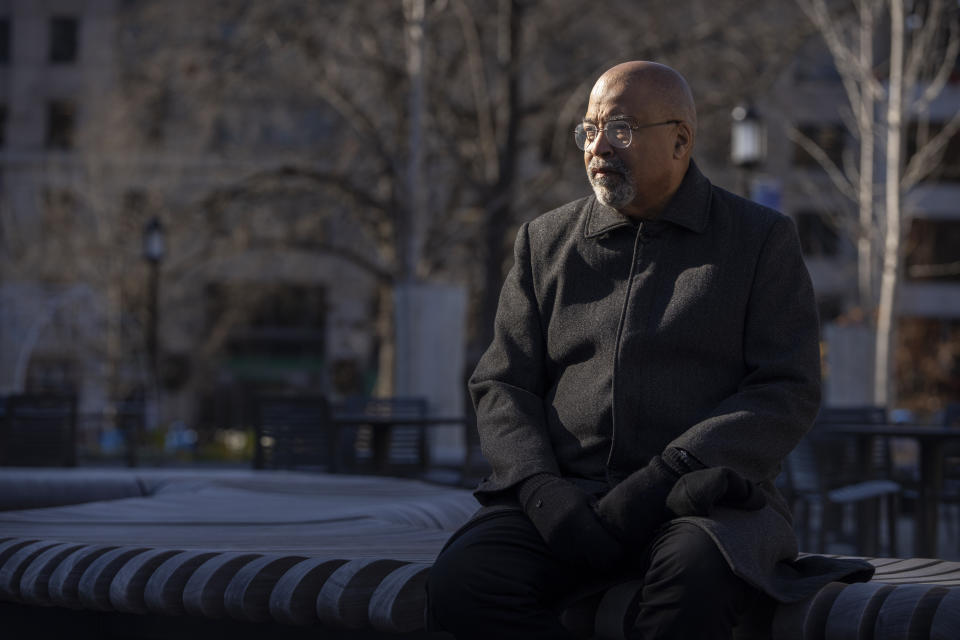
[0,468,476,636]
[768,557,960,640]
[551,555,960,640]
[0,469,957,639]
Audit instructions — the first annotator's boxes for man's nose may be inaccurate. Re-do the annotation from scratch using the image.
[586,130,614,156]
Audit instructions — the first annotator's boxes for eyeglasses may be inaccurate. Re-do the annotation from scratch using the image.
[574,119,681,151]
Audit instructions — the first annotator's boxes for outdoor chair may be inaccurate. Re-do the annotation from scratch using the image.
[783,435,901,555]
[334,396,429,473]
[253,394,338,471]
[782,406,901,555]
[941,403,960,542]
[817,406,891,481]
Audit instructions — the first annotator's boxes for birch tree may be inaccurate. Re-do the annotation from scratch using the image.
[792,0,960,406]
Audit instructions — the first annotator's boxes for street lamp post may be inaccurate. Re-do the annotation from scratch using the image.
[730,104,766,198]
[138,216,165,467]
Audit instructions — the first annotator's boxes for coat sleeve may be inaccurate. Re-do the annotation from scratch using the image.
[669,215,821,482]
[469,222,561,501]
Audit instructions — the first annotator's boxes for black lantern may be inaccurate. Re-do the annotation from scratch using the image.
[142,217,166,263]
[730,104,766,169]
[136,216,165,467]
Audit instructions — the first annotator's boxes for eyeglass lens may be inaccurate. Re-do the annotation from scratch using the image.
[574,122,632,150]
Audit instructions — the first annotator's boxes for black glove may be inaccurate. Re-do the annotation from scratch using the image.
[666,466,766,517]
[516,473,624,572]
[594,449,690,548]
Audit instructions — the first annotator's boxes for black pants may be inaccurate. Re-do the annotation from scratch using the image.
[427,509,756,639]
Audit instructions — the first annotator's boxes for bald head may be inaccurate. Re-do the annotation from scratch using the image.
[591,61,697,134]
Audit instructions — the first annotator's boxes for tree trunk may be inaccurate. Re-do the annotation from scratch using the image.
[374,283,396,396]
[857,0,875,308]
[403,0,426,282]
[394,0,426,395]
[477,0,520,354]
[874,0,905,407]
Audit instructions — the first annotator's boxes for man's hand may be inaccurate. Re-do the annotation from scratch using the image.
[666,467,766,517]
[594,452,684,550]
[516,474,623,572]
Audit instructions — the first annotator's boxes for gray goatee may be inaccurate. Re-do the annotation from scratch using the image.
[587,157,636,209]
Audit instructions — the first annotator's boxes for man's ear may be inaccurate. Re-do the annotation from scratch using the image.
[673,122,693,159]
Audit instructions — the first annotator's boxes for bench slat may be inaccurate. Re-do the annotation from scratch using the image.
[771,581,847,640]
[0,540,60,601]
[48,544,119,608]
[931,589,960,640]
[872,561,960,581]
[181,552,263,619]
[367,563,431,633]
[823,581,894,640]
[316,558,408,630]
[872,558,947,575]
[223,554,307,622]
[107,548,182,613]
[871,585,948,640]
[16,542,85,605]
[267,557,349,626]
[142,550,219,616]
[77,546,151,610]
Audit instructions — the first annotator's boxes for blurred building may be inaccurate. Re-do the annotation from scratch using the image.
[0,0,117,409]
[0,0,383,442]
[751,29,960,412]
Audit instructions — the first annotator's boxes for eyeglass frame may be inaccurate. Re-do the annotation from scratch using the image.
[574,118,682,151]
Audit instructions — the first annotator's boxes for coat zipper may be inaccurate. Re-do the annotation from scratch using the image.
[606,222,646,485]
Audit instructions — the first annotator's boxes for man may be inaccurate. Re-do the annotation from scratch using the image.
[428,61,871,639]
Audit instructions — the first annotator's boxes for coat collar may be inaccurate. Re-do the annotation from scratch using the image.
[583,160,712,238]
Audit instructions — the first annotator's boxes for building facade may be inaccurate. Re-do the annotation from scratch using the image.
[0,0,385,455]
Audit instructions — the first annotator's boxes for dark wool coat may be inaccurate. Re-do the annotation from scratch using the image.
[468,161,873,603]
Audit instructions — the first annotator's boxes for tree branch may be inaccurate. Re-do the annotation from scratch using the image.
[904,0,944,88]
[796,0,886,109]
[200,164,390,216]
[450,0,500,184]
[902,110,960,190]
[912,9,960,113]
[786,125,859,201]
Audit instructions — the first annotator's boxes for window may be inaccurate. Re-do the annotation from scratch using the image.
[49,17,78,63]
[25,358,78,394]
[123,189,149,214]
[42,188,78,229]
[46,100,75,150]
[0,17,10,64]
[793,124,846,169]
[793,35,842,83]
[896,317,960,411]
[206,283,327,369]
[144,90,171,145]
[795,210,842,257]
[905,218,960,281]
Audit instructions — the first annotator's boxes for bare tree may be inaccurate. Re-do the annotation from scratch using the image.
[106,0,813,366]
[793,0,960,405]
[2,0,814,429]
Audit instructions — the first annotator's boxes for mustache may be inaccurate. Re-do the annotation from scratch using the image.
[589,157,626,173]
